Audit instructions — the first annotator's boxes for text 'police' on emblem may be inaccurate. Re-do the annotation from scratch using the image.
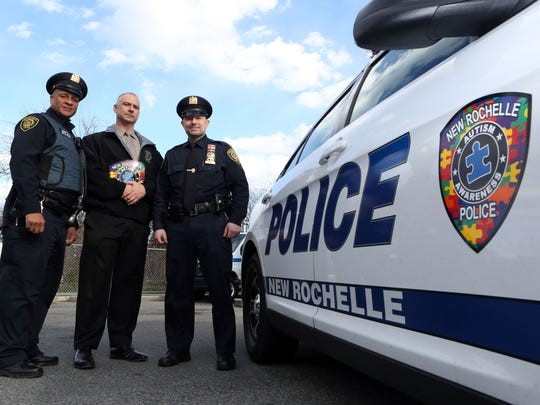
[439,92,531,252]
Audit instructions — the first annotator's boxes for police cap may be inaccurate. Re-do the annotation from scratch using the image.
[176,95,212,118]
[46,72,88,100]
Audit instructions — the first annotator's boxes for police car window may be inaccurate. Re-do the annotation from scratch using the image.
[297,90,352,164]
[350,37,470,122]
[277,140,306,179]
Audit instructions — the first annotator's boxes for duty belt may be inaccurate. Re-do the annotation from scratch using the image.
[184,201,214,216]
[167,200,217,222]
[41,189,79,217]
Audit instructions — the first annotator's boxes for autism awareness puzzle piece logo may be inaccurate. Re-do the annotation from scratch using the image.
[109,160,146,184]
[439,93,531,252]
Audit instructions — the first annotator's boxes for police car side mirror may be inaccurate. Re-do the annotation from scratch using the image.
[353,0,537,50]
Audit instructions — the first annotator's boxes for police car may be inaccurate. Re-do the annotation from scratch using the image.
[241,0,539,403]
[194,233,245,299]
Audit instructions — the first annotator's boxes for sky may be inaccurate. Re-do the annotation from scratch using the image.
[0,0,371,201]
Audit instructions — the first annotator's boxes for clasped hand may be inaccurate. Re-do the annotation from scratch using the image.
[122,181,146,205]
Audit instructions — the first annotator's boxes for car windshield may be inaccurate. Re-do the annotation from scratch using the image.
[350,36,470,122]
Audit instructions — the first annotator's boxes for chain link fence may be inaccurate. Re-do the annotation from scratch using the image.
[59,244,167,295]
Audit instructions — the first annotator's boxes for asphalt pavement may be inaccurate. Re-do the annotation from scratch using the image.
[0,297,418,405]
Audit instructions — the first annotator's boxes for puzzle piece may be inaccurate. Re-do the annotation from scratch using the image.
[465,141,491,184]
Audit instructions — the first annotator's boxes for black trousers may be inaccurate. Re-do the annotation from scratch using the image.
[0,209,67,367]
[165,212,235,355]
[74,211,149,350]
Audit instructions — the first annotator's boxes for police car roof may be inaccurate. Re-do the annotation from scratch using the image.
[353,0,538,50]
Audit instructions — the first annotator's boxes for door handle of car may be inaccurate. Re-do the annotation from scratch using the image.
[319,138,348,165]
[261,191,272,205]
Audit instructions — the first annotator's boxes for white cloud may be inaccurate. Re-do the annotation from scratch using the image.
[98,48,130,67]
[89,1,352,94]
[326,49,353,69]
[22,0,65,13]
[140,80,157,108]
[223,123,309,188]
[47,38,66,46]
[79,8,95,18]
[41,51,83,66]
[46,38,85,48]
[303,32,331,48]
[296,78,352,109]
[22,0,94,18]
[244,25,274,40]
[8,22,32,39]
[83,21,101,31]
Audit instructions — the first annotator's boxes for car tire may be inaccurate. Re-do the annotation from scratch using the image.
[242,254,298,363]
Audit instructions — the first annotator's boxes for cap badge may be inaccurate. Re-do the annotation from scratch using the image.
[189,96,198,105]
[70,74,81,83]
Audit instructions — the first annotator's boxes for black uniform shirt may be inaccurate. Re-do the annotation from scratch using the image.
[9,108,74,215]
[153,135,249,229]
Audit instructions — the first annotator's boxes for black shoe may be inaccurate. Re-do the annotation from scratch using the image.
[74,348,95,369]
[158,350,191,367]
[0,361,43,378]
[29,353,59,367]
[216,353,236,371]
[110,345,148,362]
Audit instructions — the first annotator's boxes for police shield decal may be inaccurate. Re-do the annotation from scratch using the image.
[439,93,531,253]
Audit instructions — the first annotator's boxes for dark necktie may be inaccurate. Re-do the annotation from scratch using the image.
[183,144,197,211]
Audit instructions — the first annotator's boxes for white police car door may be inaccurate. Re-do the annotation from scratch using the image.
[312,36,485,355]
[259,84,357,326]
[311,8,540,395]
[307,37,474,341]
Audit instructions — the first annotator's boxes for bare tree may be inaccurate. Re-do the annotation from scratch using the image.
[0,161,9,177]
[76,114,101,137]
[0,124,14,177]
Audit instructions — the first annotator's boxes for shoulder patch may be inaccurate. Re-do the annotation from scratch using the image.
[226,148,241,165]
[20,116,40,132]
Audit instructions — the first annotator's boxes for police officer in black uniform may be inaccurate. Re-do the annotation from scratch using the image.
[0,72,87,378]
[153,95,249,371]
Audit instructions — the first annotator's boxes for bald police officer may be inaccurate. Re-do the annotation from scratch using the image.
[0,72,87,378]
[154,95,249,371]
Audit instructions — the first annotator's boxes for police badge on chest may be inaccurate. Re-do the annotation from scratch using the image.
[205,144,216,165]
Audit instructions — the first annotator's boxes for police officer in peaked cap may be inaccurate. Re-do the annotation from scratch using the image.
[153,95,249,371]
[46,72,88,100]
[176,95,213,118]
[0,72,87,378]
